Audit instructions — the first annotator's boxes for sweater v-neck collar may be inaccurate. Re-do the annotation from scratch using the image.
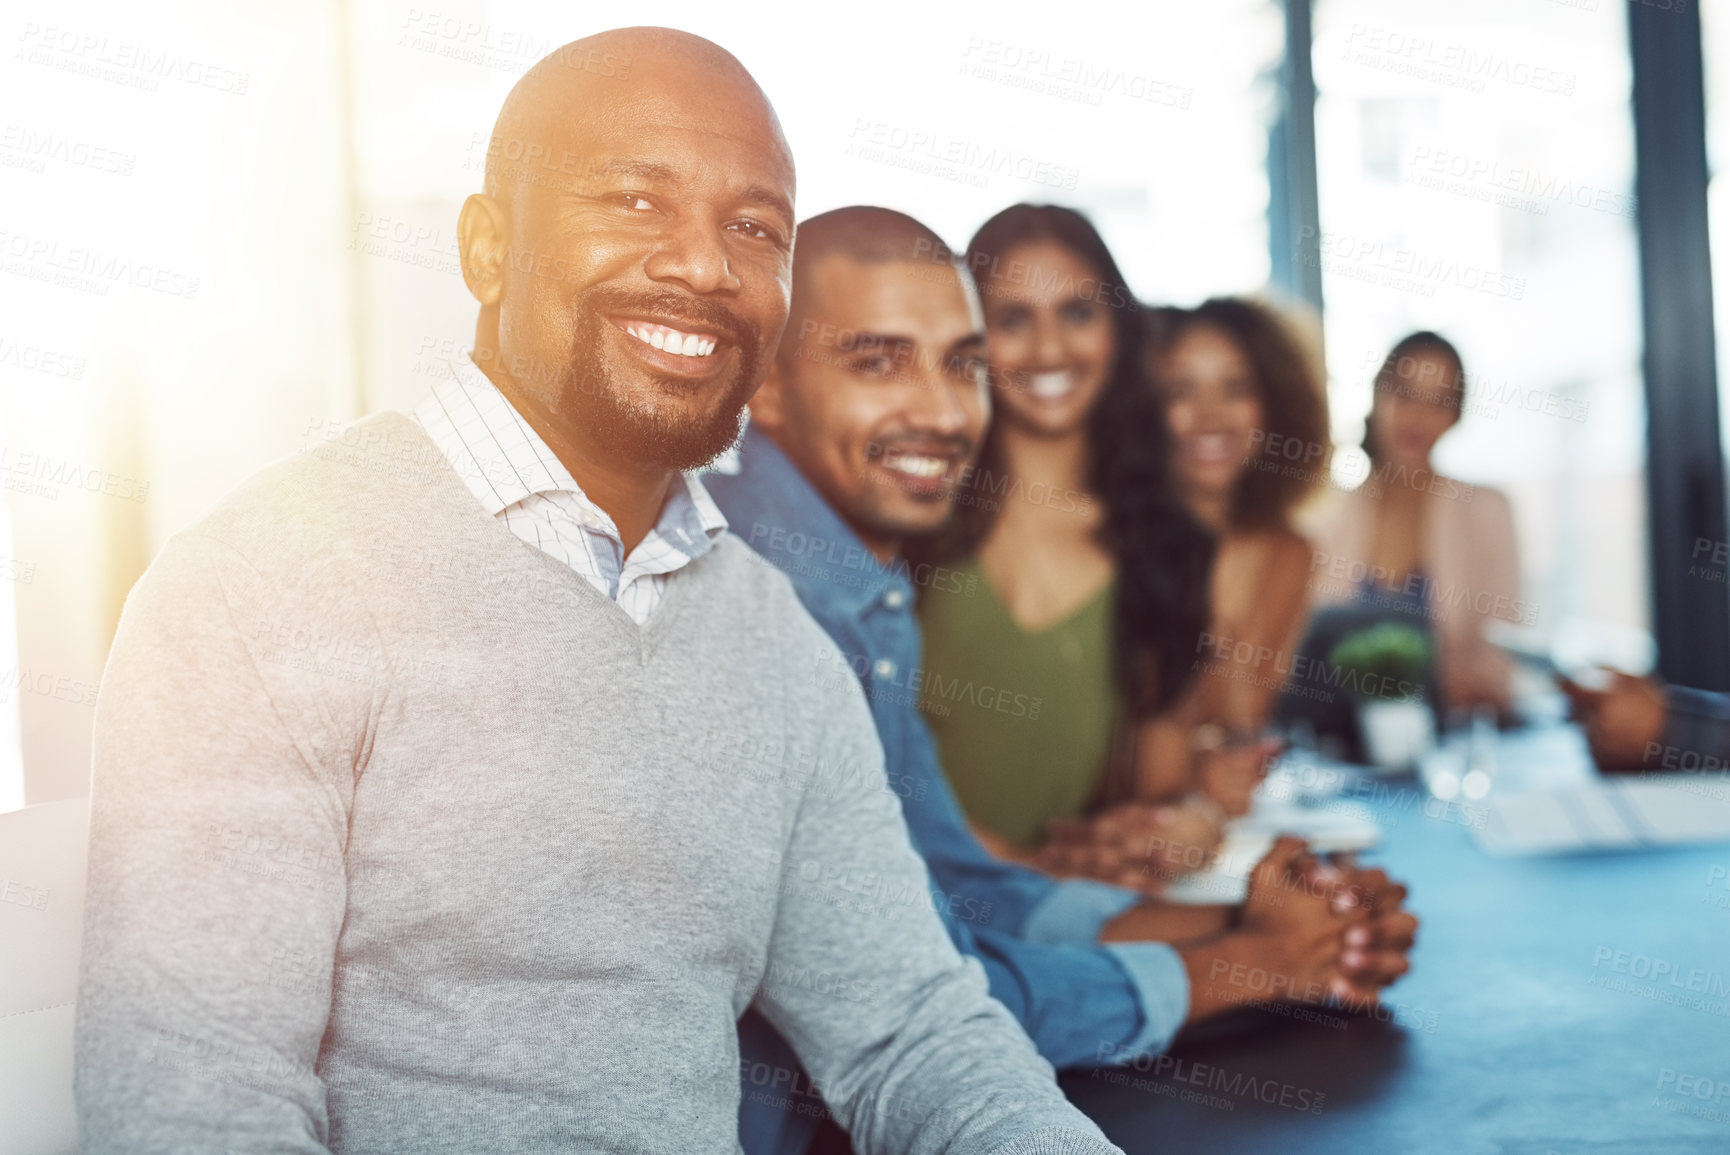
[374,410,699,665]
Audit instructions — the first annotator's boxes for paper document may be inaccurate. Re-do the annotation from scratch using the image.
[1474,774,1730,856]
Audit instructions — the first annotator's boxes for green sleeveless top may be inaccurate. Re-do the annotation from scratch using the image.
[918,556,1118,849]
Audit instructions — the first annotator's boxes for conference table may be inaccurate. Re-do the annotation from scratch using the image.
[1063,745,1730,1154]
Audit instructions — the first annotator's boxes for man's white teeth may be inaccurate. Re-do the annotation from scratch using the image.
[1029,371,1073,399]
[623,322,717,357]
[883,453,947,479]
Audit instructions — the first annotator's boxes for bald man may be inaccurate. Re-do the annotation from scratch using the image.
[74,29,1120,1155]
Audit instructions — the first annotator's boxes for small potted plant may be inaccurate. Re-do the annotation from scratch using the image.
[1328,623,1434,771]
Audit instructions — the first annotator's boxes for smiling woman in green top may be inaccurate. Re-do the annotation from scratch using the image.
[913,204,1216,866]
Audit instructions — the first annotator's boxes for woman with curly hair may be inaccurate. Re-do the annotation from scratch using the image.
[1133,298,1330,811]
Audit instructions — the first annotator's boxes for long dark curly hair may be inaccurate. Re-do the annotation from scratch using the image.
[915,204,1215,720]
[1144,296,1330,532]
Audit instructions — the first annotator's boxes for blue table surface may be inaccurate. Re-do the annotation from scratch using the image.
[1062,772,1730,1155]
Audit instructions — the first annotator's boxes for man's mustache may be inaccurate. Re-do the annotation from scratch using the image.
[867,435,976,463]
[581,286,758,355]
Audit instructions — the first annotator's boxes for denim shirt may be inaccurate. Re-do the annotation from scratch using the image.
[708,429,1189,1155]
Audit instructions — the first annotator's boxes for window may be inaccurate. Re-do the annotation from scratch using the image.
[345,0,1287,415]
[1698,0,1730,557]
[1309,0,1649,666]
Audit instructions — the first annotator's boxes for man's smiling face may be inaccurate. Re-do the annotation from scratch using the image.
[763,252,989,557]
[490,45,796,472]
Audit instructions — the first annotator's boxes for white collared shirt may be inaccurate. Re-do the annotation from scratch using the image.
[411,354,728,624]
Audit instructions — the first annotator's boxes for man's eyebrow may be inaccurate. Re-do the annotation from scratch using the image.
[837,331,916,353]
[591,159,679,183]
[738,185,794,222]
[949,332,986,354]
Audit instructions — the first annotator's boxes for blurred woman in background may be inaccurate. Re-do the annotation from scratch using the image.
[1306,331,1522,717]
[913,204,1226,887]
[1133,298,1330,811]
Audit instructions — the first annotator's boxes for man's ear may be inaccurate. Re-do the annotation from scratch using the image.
[457,193,510,306]
[748,355,790,436]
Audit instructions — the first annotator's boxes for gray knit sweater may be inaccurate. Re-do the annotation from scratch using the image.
[73,411,1120,1155]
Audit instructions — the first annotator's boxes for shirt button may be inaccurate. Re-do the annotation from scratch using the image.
[884,588,907,609]
[874,659,895,679]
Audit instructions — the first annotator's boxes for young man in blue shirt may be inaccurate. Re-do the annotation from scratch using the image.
[709,206,1418,1155]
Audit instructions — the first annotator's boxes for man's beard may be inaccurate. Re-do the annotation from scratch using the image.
[558,286,764,472]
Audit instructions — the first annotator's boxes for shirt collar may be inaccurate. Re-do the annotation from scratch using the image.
[664,469,729,555]
[708,426,912,619]
[414,352,728,549]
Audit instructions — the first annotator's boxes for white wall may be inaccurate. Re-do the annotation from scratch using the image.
[1,0,358,803]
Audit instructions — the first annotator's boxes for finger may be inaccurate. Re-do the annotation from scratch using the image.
[1559,671,1612,710]
[1347,868,1404,914]
[1131,801,1177,828]
[1094,848,1132,877]
[1147,805,1182,831]
[1300,857,1344,888]
[1108,816,1168,850]
[1067,842,1105,875]
[1333,979,1384,1009]
[1258,835,1310,880]
[1328,975,1377,1007]
[1121,813,1173,844]
[1371,911,1419,951]
[1557,677,1603,716]
[1090,808,1134,840]
[1219,789,1255,820]
[1297,860,1360,913]
[1353,867,1390,892]
[1343,949,1411,986]
[1247,835,1310,904]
